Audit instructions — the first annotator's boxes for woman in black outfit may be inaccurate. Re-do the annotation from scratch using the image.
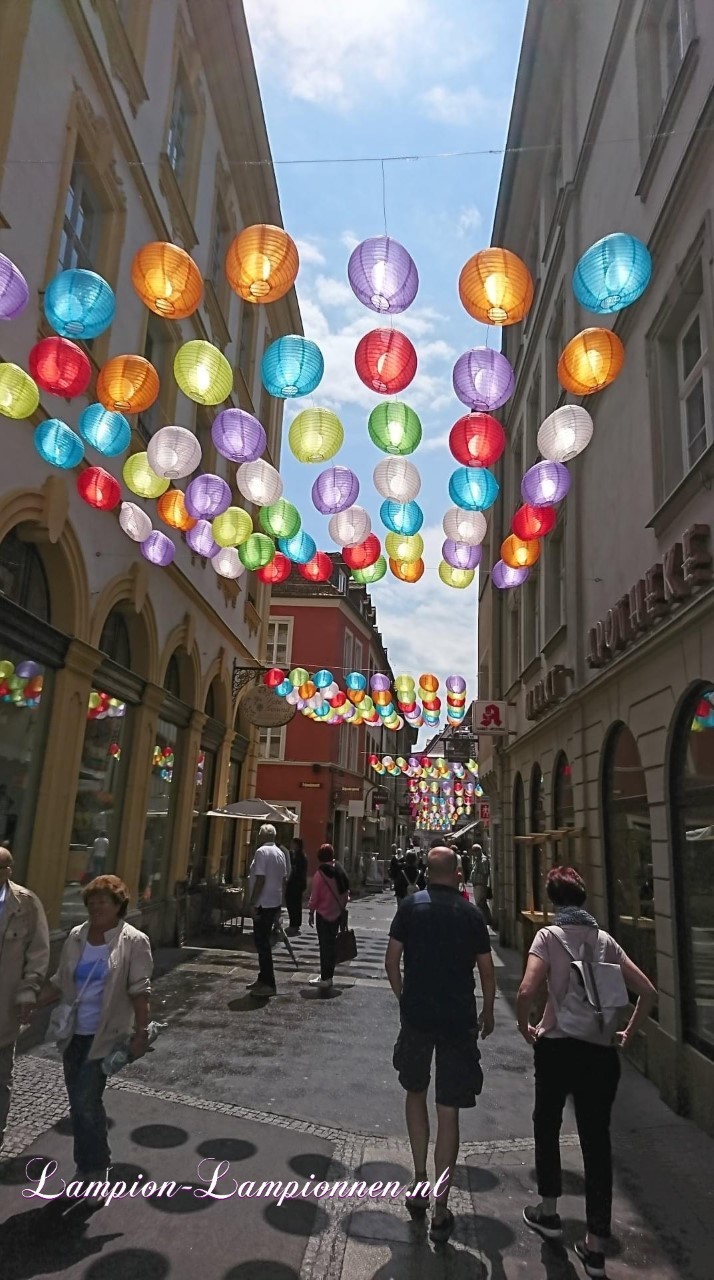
[285,837,308,933]
[393,850,426,900]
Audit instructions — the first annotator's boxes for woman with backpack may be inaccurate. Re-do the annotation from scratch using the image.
[393,849,426,900]
[308,844,349,991]
[516,866,656,1278]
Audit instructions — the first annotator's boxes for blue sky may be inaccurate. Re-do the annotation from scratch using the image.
[244,0,528,709]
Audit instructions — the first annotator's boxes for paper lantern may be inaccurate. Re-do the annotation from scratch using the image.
[79,403,131,456]
[174,341,232,406]
[141,530,175,567]
[449,467,499,511]
[439,561,475,589]
[328,505,371,547]
[123,452,169,498]
[185,473,231,519]
[278,530,316,564]
[385,532,423,563]
[211,546,244,579]
[501,535,541,569]
[380,500,423,535]
[367,400,422,456]
[459,248,534,325]
[538,405,593,463]
[443,539,482,570]
[29,336,91,398]
[373,458,421,503]
[258,553,292,584]
[131,241,203,318]
[211,506,252,546]
[573,233,652,314]
[97,355,159,414]
[289,408,343,463]
[0,364,40,419]
[352,556,387,584]
[347,236,418,313]
[343,534,381,570]
[453,348,515,411]
[236,459,283,506]
[0,253,29,319]
[34,418,84,468]
[492,559,530,588]
[260,499,301,540]
[390,557,424,583]
[298,552,333,583]
[442,507,487,545]
[261,336,323,398]
[355,328,417,394]
[521,460,570,506]
[449,412,505,467]
[211,408,266,463]
[512,504,556,540]
[312,465,359,515]
[44,268,115,338]
[558,328,624,395]
[119,502,152,542]
[186,519,220,559]
[77,466,120,510]
[157,489,196,532]
[239,532,275,570]
[147,425,202,479]
[225,224,299,303]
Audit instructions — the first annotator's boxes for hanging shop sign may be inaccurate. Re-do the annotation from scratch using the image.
[479,802,491,823]
[526,665,570,721]
[587,524,712,669]
[471,701,508,733]
[241,683,296,728]
[348,799,365,818]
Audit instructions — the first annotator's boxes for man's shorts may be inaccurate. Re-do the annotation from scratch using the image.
[392,1020,483,1108]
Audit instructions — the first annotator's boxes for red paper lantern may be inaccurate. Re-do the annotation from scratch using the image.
[29,336,91,397]
[695,699,711,719]
[263,668,285,688]
[77,466,121,511]
[354,328,417,394]
[298,551,333,584]
[449,412,505,467]
[511,503,557,540]
[257,552,291,585]
[342,533,381,570]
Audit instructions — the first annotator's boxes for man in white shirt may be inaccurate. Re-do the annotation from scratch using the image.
[247,825,290,997]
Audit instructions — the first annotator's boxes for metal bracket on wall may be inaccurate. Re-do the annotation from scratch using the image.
[231,661,267,707]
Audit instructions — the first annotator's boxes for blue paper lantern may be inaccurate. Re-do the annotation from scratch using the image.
[314,669,334,689]
[79,403,131,457]
[34,418,84,469]
[44,268,116,339]
[276,679,292,697]
[346,672,367,692]
[278,529,317,564]
[448,467,499,512]
[380,499,424,535]
[261,336,324,398]
[573,233,652,314]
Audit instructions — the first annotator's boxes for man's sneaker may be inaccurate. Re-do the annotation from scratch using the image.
[574,1241,606,1277]
[523,1205,563,1240]
[248,982,276,997]
[308,976,333,989]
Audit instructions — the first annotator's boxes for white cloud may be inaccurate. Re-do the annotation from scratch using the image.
[314,275,354,309]
[420,430,451,453]
[422,84,493,126]
[456,205,483,239]
[340,230,360,252]
[295,238,326,266]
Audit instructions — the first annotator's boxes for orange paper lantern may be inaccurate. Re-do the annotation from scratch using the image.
[131,242,203,318]
[557,328,625,395]
[459,248,534,325]
[501,534,542,569]
[97,355,159,414]
[157,489,197,531]
[390,557,424,583]
[225,224,299,303]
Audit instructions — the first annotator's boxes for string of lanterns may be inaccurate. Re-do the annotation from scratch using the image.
[263,665,468,732]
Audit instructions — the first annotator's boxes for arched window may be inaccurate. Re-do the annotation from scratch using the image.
[513,772,526,914]
[602,723,657,987]
[531,763,545,910]
[205,682,216,720]
[553,751,575,829]
[0,531,50,621]
[99,609,131,668]
[670,684,714,1057]
[164,655,181,697]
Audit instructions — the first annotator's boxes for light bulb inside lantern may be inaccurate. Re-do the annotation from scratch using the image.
[586,348,604,378]
[371,261,388,311]
[0,388,12,409]
[542,477,557,501]
[146,268,173,307]
[559,426,576,450]
[194,361,212,395]
[245,251,272,296]
[483,273,507,322]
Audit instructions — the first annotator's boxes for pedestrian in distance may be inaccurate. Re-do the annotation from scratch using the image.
[388,843,404,891]
[385,845,496,1243]
[517,865,657,1278]
[0,844,50,1151]
[394,849,426,900]
[285,836,308,934]
[246,824,290,998]
[308,843,349,991]
[470,842,492,927]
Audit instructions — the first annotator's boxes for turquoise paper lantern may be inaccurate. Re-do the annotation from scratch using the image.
[261,336,324,398]
[34,418,84,469]
[44,268,116,339]
[314,669,334,689]
[278,530,317,564]
[380,499,423,535]
[573,233,652,314]
[448,467,499,512]
[79,403,131,457]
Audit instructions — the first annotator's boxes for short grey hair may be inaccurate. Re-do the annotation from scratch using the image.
[258,824,276,840]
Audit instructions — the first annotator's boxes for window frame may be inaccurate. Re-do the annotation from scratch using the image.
[266,618,293,669]
[676,305,711,470]
[258,725,286,761]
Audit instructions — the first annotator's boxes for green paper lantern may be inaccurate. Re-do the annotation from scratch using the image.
[0,363,40,419]
[352,555,387,584]
[238,532,275,570]
[123,451,169,498]
[174,340,233,406]
[368,401,422,455]
[212,506,253,547]
[259,498,301,540]
[288,407,344,463]
[385,532,424,563]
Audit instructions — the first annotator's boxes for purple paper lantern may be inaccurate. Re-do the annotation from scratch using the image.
[311,465,360,515]
[442,539,482,571]
[521,460,571,507]
[185,473,231,519]
[16,660,41,679]
[186,519,219,559]
[0,253,29,320]
[446,675,466,694]
[452,348,515,412]
[212,408,266,463]
[141,531,175,567]
[371,673,391,692]
[492,559,530,589]
[347,236,419,314]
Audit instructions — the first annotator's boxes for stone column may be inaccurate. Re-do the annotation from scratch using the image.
[205,729,235,879]
[114,682,166,903]
[168,709,206,886]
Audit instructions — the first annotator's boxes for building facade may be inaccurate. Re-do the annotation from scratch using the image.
[0,0,301,948]
[478,0,714,1133]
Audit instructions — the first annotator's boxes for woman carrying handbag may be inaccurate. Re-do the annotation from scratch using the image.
[308,844,350,991]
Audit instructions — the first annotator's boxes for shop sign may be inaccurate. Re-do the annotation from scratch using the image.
[240,684,296,728]
[526,665,569,721]
[587,524,712,669]
[300,782,321,789]
[479,802,491,823]
[348,799,365,818]
[472,701,508,733]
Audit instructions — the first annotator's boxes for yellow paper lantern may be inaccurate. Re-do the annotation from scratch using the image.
[438,561,475,589]
[385,532,424,563]
[288,408,344,463]
[501,534,541,569]
[212,506,253,547]
[0,363,40,419]
[557,328,625,395]
[226,225,299,304]
[389,557,425,583]
[123,452,169,499]
[131,242,203,318]
[97,355,159,414]
[459,248,534,325]
[174,341,233,406]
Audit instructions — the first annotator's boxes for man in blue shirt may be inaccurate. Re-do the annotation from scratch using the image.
[385,845,495,1243]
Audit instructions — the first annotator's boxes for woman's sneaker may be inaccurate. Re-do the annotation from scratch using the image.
[523,1204,563,1240]
[574,1241,606,1277]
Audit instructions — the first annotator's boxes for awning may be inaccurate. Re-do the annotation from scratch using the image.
[206,798,297,823]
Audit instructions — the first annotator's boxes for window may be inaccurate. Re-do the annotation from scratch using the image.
[343,630,354,680]
[337,570,347,595]
[513,772,526,914]
[167,67,193,184]
[99,609,131,668]
[238,304,256,385]
[546,295,564,413]
[164,655,181,697]
[209,196,231,302]
[530,763,546,911]
[678,309,710,469]
[522,571,540,668]
[541,124,563,247]
[544,520,565,639]
[507,596,520,688]
[602,723,657,990]
[636,0,696,147]
[353,639,363,675]
[139,717,179,904]
[259,726,285,760]
[189,746,217,884]
[510,421,524,515]
[59,162,101,272]
[267,619,291,668]
[553,752,575,828]
[0,532,50,620]
[526,369,541,469]
[138,314,174,439]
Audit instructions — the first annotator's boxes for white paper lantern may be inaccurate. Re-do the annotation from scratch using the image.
[328,505,372,547]
[236,459,283,506]
[537,405,593,463]
[119,501,152,542]
[147,425,202,479]
[442,506,488,546]
[211,546,245,579]
[373,457,421,503]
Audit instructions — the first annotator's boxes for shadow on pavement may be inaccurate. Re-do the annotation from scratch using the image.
[288,1152,347,1179]
[227,996,271,1011]
[538,1240,581,1279]
[298,988,344,1001]
[222,1264,302,1279]
[197,1137,258,1162]
[130,1124,188,1149]
[0,1155,55,1186]
[451,1164,500,1192]
[263,1198,329,1236]
[0,1199,122,1279]
[84,1247,171,1279]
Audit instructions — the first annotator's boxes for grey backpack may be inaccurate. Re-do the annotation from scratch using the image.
[547,927,630,1045]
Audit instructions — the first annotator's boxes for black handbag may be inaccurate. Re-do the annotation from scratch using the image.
[320,869,357,964]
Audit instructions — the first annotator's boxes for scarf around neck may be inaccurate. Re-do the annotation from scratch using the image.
[554,906,599,928]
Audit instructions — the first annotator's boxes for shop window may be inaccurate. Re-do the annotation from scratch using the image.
[670,684,714,1056]
[267,619,291,668]
[602,723,657,988]
[553,751,575,828]
[139,717,179,903]
[219,756,242,881]
[99,609,131,668]
[531,763,545,911]
[513,772,526,914]
[189,745,217,884]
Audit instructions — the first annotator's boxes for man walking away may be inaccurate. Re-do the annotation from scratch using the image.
[471,843,492,927]
[285,837,308,934]
[0,845,50,1149]
[247,825,289,998]
[385,846,495,1243]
